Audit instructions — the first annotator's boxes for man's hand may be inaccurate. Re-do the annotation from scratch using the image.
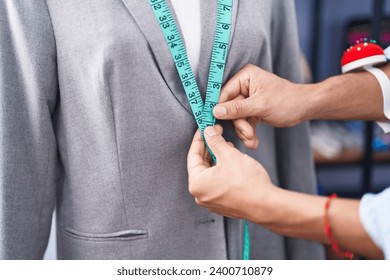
[215,64,311,149]
[187,125,277,223]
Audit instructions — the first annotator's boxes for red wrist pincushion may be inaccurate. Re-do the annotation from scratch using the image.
[341,39,387,73]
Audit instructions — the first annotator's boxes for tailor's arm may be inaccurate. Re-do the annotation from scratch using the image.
[214,64,390,148]
[187,126,384,260]
[303,63,389,122]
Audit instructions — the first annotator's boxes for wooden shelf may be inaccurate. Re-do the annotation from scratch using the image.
[314,149,390,165]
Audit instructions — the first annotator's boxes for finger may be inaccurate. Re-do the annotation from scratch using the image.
[234,126,248,143]
[194,197,203,205]
[219,67,251,104]
[213,96,260,120]
[231,120,258,149]
[229,94,256,142]
[203,124,223,163]
[214,124,223,135]
[248,117,259,149]
[204,126,234,161]
[247,138,259,150]
[223,93,256,143]
[187,129,209,178]
[227,142,234,148]
[240,138,258,150]
[241,138,259,150]
[232,118,255,140]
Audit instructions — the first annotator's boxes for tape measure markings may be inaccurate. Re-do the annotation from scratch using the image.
[149,0,250,260]
[152,0,205,126]
[202,2,232,128]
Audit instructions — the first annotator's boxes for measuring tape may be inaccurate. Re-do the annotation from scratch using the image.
[149,0,250,260]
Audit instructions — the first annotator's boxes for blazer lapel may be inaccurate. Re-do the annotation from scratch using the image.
[121,0,193,113]
[120,0,239,114]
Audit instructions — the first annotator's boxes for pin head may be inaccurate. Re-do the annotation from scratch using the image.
[341,38,386,73]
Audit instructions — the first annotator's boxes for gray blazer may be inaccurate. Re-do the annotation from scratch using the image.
[0,0,325,259]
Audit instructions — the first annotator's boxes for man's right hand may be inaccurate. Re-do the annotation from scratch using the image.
[215,64,312,149]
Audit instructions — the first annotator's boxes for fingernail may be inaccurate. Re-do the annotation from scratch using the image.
[205,126,218,137]
[213,105,227,117]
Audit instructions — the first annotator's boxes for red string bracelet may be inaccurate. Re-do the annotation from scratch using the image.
[324,193,354,260]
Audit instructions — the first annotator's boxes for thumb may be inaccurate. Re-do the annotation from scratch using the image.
[204,126,232,160]
[213,97,259,120]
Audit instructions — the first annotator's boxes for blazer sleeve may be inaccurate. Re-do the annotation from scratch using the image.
[270,0,326,259]
[0,0,58,259]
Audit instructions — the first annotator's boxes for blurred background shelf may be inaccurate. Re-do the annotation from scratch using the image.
[314,150,390,165]
[296,0,390,200]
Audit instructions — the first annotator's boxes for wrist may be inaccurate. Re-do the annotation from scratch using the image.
[295,83,320,122]
[253,186,326,241]
[251,184,287,226]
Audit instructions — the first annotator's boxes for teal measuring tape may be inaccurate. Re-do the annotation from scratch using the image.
[149,0,250,260]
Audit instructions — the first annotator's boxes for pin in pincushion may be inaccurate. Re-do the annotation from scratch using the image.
[341,39,387,73]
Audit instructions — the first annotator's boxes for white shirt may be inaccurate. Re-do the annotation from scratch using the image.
[171,0,201,73]
[360,187,390,259]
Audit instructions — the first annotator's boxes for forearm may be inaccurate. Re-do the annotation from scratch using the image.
[255,187,384,259]
[303,64,390,122]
